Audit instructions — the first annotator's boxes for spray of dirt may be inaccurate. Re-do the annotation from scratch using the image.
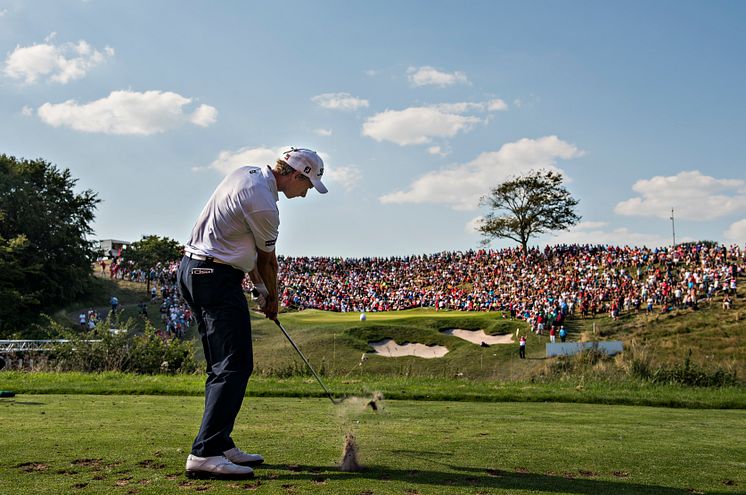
[335,391,384,471]
[339,432,362,471]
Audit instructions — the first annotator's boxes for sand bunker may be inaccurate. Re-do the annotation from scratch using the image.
[368,338,448,358]
[441,329,513,345]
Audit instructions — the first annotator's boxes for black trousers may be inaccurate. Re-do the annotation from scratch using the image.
[177,256,253,457]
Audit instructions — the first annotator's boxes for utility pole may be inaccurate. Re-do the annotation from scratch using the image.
[670,208,676,247]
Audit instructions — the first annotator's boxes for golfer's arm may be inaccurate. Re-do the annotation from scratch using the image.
[254,249,279,316]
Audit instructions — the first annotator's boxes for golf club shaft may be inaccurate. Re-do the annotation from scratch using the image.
[273,318,338,404]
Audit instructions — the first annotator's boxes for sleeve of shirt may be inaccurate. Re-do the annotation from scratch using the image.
[246,208,280,252]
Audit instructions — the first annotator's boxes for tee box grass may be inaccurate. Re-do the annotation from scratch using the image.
[1,394,744,495]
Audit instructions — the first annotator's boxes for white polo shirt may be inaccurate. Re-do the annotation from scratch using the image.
[185,166,279,272]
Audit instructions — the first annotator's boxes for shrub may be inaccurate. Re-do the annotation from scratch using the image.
[40,317,197,374]
[535,346,739,387]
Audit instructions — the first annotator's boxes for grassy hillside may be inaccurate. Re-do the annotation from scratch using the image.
[54,276,745,383]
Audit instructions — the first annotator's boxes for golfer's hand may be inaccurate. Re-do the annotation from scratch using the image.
[262,296,278,320]
[251,283,269,308]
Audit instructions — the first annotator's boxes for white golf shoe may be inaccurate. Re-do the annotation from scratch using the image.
[185,454,254,479]
[223,447,265,467]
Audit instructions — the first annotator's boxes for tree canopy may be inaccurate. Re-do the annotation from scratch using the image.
[0,154,99,336]
[120,235,183,270]
[119,235,183,293]
[478,170,580,253]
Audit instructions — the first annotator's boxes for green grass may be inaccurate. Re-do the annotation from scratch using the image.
[54,277,746,384]
[2,372,745,409]
[1,394,744,495]
[566,303,746,377]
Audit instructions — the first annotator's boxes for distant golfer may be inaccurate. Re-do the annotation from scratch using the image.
[178,148,327,479]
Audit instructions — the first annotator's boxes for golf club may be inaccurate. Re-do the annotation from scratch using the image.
[272,317,343,405]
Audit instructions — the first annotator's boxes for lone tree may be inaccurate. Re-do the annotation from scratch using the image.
[0,154,99,337]
[120,235,183,293]
[478,170,580,253]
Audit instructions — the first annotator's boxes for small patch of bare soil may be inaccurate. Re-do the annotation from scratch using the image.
[137,459,166,469]
[16,462,48,472]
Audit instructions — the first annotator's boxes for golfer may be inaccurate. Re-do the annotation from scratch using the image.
[178,148,327,479]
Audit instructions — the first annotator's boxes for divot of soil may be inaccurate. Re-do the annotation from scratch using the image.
[514,466,529,473]
[578,470,598,477]
[722,479,736,486]
[612,471,630,478]
[16,462,48,472]
[137,459,166,469]
[228,481,261,491]
[72,458,103,469]
[72,482,89,489]
[486,469,502,477]
[312,477,327,485]
[287,464,302,472]
[92,474,106,481]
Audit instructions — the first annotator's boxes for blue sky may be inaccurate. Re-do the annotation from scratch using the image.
[1,1,745,257]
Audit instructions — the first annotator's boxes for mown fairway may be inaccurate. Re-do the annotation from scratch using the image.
[1,394,744,495]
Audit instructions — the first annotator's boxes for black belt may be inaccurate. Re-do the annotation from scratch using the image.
[185,252,229,265]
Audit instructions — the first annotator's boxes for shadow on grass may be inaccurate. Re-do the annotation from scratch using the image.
[260,460,722,495]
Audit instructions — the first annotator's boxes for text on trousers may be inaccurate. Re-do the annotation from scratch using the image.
[191,268,214,275]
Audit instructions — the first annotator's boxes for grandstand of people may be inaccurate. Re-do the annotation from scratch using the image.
[102,243,743,336]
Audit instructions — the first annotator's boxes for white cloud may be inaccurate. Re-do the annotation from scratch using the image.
[3,37,114,84]
[724,219,746,244]
[314,128,332,136]
[465,216,484,234]
[204,146,285,175]
[37,90,217,135]
[380,136,583,210]
[427,146,449,157]
[0,9,7,17]
[311,92,369,111]
[487,99,508,111]
[407,66,469,87]
[363,98,507,147]
[615,171,746,221]
[363,106,482,146]
[189,104,218,127]
[20,105,33,116]
[326,165,362,192]
[433,99,507,113]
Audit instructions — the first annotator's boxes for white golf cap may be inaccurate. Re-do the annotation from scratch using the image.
[280,148,328,194]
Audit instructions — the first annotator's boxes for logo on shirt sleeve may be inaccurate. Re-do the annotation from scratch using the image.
[265,239,276,247]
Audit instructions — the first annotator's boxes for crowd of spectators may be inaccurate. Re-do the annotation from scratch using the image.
[101,260,191,340]
[254,243,743,328]
[104,243,743,335]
